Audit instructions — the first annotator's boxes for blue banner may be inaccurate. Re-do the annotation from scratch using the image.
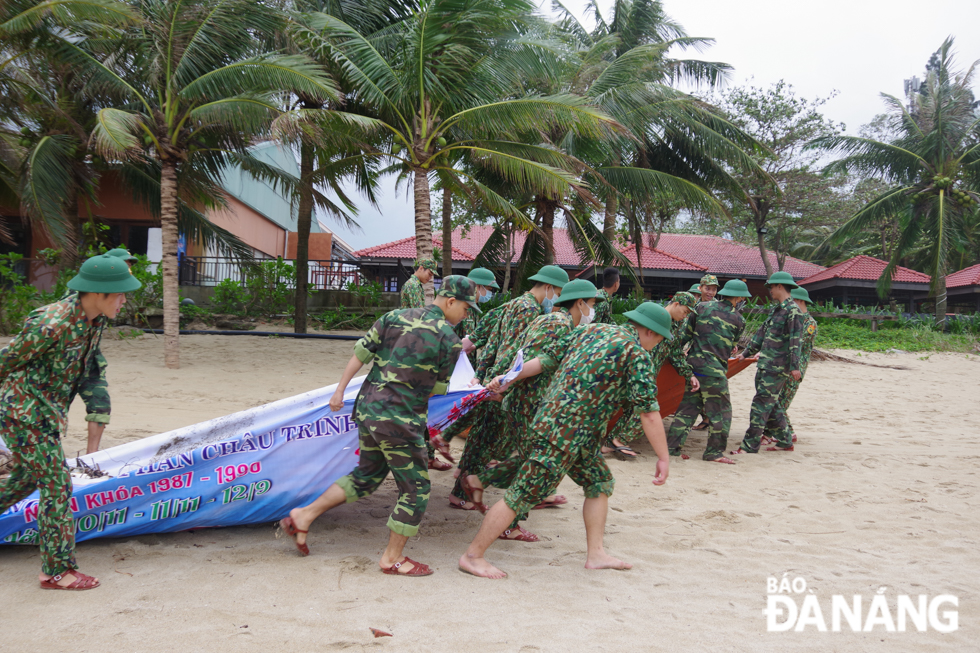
[1,363,479,545]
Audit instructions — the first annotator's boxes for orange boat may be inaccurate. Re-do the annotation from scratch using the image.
[606,357,757,435]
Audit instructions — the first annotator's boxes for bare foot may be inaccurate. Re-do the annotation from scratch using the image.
[709,456,736,464]
[765,445,794,452]
[458,554,507,579]
[289,508,312,547]
[585,551,632,570]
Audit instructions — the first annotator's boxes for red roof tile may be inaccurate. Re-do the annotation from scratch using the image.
[354,227,826,278]
[618,243,706,271]
[800,255,931,285]
[946,263,980,288]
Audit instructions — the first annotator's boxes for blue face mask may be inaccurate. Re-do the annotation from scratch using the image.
[478,289,493,303]
[541,288,556,313]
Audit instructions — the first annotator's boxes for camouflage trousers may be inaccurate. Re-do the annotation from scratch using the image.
[504,436,614,517]
[450,400,506,502]
[78,382,111,425]
[475,400,537,529]
[666,375,733,461]
[335,420,430,537]
[607,407,642,445]
[763,377,804,446]
[0,434,77,576]
[740,368,790,453]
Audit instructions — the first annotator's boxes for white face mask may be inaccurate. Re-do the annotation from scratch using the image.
[578,302,595,326]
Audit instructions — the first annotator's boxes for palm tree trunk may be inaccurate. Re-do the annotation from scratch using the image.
[934,271,947,329]
[541,200,556,265]
[442,186,453,277]
[602,195,618,242]
[413,168,434,302]
[632,217,644,299]
[160,159,180,369]
[294,139,314,334]
[502,223,513,293]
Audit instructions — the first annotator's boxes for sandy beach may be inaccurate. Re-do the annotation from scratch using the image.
[1,331,977,652]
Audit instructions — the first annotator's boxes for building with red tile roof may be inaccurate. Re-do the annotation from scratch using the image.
[799,255,931,311]
[920,263,980,312]
[354,226,826,297]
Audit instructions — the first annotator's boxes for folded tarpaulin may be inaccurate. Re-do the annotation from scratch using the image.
[0,355,481,545]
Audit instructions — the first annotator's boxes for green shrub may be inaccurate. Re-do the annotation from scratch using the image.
[0,253,40,335]
[211,278,249,314]
[118,255,163,326]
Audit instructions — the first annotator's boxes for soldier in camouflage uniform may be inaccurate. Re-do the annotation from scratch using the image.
[603,292,699,458]
[688,274,719,432]
[281,276,479,577]
[453,267,499,340]
[400,257,437,309]
[458,303,674,579]
[593,267,620,325]
[466,279,598,540]
[666,280,751,463]
[447,265,569,511]
[0,253,141,590]
[71,247,137,454]
[763,286,818,448]
[733,271,804,455]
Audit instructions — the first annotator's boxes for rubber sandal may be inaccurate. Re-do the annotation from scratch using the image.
[460,475,488,513]
[611,446,639,461]
[428,457,453,471]
[692,420,710,431]
[532,495,567,510]
[40,571,100,591]
[449,500,484,512]
[765,445,794,452]
[430,435,455,463]
[499,526,539,542]
[280,517,310,556]
[381,557,433,576]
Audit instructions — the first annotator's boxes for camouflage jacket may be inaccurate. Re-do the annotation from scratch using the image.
[743,298,804,374]
[799,313,818,378]
[473,292,541,382]
[532,323,660,451]
[593,289,615,324]
[60,289,110,422]
[502,308,573,416]
[649,316,694,379]
[0,295,108,446]
[683,299,745,378]
[353,305,461,432]
[400,275,425,309]
[465,304,507,382]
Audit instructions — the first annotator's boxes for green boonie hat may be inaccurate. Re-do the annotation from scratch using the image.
[671,291,697,309]
[467,267,499,289]
[67,254,142,293]
[790,286,813,303]
[437,275,482,314]
[415,258,438,275]
[528,264,569,288]
[718,279,752,298]
[688,283,703,295]
[106,247,138,263]
[699,274,719,287]
[624,302,673,339]
[765,271,799,289]
[555,279,597,305]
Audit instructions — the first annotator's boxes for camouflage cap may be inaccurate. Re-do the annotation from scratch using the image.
[699,274,719,287]
[416,258,438,275]
[671,291,698,309]
[437,275,482,314]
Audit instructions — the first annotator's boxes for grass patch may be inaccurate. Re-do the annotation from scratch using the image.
[814,319,979,353]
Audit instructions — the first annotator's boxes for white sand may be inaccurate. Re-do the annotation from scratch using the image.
[1,333,977,652]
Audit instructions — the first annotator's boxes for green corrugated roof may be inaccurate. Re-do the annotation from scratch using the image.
[220,142,321,234]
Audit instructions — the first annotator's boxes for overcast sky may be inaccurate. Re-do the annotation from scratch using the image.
[325,0,980,252]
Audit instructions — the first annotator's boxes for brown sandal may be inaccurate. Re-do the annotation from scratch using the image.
[532,495,567,509]
[280,517,310,556]
[381,557,433,576]
[460,475,488,513]
[499,526,539,542]
[449,500,484,512]
[40,571,100,591]
[430,435,455,463]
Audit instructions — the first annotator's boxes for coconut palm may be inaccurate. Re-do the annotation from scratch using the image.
[76,0,339,368]
[295,0,623,299]
[811,38,980,326]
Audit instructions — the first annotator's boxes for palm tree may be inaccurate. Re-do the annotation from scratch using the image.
[296,0,622,300]
[80,0,339,368]
[811,38,980,326]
